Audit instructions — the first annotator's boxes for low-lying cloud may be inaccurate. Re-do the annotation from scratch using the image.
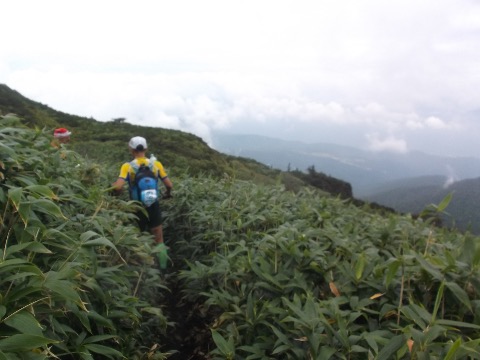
[365,133,408,153]
[5,67,475,154]
[1,0,479,157]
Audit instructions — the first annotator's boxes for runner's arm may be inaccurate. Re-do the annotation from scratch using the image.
[162,177,173,196]
[154,160,173,196]
[112,177,126,191]
[111,163,130,192]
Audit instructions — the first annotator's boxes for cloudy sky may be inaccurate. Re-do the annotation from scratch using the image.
[1,0,479,157]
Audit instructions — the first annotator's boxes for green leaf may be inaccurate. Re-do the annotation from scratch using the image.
[435,319,480,330]
[384,259,401,289]
[211,329,234,357]
[270,325,291,349]
[445,281,472,311]
[351,345,368,353]
[29,198,65,219]
[83,343,124,358]
[431,281,444,323]
[6,242,52,257]
[3,284,43,304]
[401,306,427,329]
[86,311,113,329]
[83,237,116,248]
[410,304,433,325]
[3,268,44,283]
[17,202,32,226]
[444,338,462,360]
[78,346,95,360]
[362,331,390,355]
[318,346,336,359]
[43,279,82,304]
[79,230,100,242]
[355,253,366,281]
[7,187,22,209]
[377,334,406,360]
[141,307,164,317]
[415,254,443,281]
[82,236,126,263]
[436,193,453,212]
[0,140,15,155]
[0,259,30,272]
[83,335,118,344]
[0,334,58,352]
[237,345,266,359]
[25,184,57,199]
[4,311,43,336]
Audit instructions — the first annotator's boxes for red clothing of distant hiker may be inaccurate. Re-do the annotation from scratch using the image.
[51,127,71,148]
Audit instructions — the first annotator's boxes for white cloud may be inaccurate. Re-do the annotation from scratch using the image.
[425,116,448,129]
[355,103,385,116]
[366,133,408,153]
[1,0,479,157]
[405,118,424,130]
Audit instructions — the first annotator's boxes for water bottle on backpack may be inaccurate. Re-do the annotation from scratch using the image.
[131,156,159,207]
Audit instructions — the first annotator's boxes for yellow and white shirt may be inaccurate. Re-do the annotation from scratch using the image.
[118,157,168,186]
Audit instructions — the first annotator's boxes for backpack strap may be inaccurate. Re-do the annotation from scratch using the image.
[130,159,156,172]
[129,160,139,172]
[129,160,155,178]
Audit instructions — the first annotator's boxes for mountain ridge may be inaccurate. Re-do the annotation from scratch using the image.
[364,175,480,234]
[3,83,479,234]
[0,83,344,197]
[211,132,480,197]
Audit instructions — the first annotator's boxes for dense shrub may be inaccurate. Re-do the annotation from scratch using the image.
[165,175,480,359]
[0,114,171,359]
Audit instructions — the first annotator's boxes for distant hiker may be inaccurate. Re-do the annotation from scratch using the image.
[111,136,173,269]
[51,127,72,148]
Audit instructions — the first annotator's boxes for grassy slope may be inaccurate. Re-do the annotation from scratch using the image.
[2,92,480,358]
[0,83,432,219]
[0,83,306,191]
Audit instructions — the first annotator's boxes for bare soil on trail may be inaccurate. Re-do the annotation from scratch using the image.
[160,274,215,360]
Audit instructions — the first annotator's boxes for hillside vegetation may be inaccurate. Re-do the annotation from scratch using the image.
[365,176,480,234]
[0,114,170,358]
[2,109,480,359]
[3,84,480,358]
[0,84,305,192]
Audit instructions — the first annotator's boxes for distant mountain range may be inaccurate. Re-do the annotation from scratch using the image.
[363,175,480,234]
[212,132,480,234]
[211,132,480,198]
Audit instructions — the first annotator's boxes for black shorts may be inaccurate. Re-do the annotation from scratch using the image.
[136,201,163,232]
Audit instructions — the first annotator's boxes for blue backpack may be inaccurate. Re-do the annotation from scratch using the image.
[130,161,159,207]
